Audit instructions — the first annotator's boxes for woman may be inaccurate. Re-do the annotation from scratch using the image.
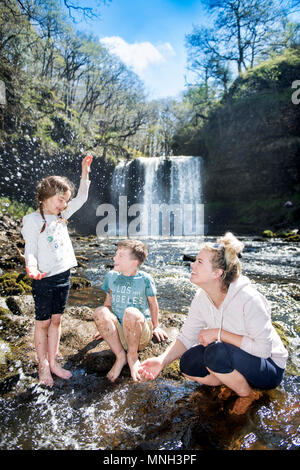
[140,232,288,414]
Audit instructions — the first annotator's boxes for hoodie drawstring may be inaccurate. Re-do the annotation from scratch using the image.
[216,305,224,343]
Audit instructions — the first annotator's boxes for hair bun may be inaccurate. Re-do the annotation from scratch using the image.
[218,232,244,255]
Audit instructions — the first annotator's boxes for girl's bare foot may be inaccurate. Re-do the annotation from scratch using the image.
[229,390,263,415]
[39,360,54,387]
[106,350,127,382]
[127,353,142,382]
[50,362,72,380]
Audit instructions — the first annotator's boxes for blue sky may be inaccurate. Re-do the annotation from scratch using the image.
[75,0,207,100]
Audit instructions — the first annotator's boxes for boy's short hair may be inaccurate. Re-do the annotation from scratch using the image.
[117,239,148,265]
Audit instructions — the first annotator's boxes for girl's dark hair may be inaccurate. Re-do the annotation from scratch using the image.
[37,176,75,233]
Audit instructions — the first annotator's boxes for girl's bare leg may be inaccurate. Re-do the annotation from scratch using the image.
[48,314,72,380]
[34,320,54,386]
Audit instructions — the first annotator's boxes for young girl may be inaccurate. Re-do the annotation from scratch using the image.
[21,155,92,386]
[140,232,288,414]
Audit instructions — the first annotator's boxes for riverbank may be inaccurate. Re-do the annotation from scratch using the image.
[0,213,299,449]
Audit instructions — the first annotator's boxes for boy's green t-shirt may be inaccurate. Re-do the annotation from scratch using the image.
[101,270,157,324]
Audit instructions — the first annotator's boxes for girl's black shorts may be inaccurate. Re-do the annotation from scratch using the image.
[32,269,71,321]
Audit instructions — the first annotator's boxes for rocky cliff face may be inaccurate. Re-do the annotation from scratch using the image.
[201,49,300,234]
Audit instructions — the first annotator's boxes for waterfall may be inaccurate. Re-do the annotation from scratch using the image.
[111,160,130,206]
[100,156,203,237]
[169,156,202,205]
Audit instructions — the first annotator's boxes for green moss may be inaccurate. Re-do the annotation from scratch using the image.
[263,230,275,238]
[0,308,27,343]
[262,229,300,241]
[70,276,92,290]
[0,272,32,296]
[161,359,183,380]
[0,197,33,219]
[272,321,290,349]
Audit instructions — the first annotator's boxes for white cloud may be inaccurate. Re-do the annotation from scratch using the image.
[100,36,175,76]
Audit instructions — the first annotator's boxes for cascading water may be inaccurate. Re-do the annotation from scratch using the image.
[106,156,203,237]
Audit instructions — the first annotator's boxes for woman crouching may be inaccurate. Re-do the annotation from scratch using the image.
[140,232,288,414]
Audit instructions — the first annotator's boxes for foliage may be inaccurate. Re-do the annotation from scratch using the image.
[0,0,155,160]
[172,46,300,157]
[185,0,300,92]
[0,0,299,165]
[0,197,33,219]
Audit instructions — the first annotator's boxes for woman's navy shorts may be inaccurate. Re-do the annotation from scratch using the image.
[32,269,71,321]
[180,341,285,390]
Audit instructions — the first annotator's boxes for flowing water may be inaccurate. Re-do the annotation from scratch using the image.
[0,236,299,450]
[108,156,203,237]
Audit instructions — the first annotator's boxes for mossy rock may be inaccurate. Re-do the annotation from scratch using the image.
[272,321,290,349]
[161,359,183,380]
[262,230,275,238]
[262,229,300,242]
[0,272,32,296]
[70,276,92,290]
[285,234,300,242]
[0,308,32,340]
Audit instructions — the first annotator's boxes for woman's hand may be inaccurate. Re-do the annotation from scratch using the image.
[81,155,93,180]
[139,356,164,381]
[153,326,169,342]
[198,328,218,347]
[26,266,47,280]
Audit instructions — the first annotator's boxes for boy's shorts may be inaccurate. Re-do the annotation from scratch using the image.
[32,269,71,321]
[116,318,153,351]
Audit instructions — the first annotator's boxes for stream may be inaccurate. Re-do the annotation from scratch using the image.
[0,236,299,450]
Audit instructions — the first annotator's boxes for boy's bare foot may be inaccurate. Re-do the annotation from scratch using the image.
[127,353,142,382]
[229,390,263,415]
[38,360,54,387]
[107,350,127,382]
[94,332,102,340]
[50,362,72,380]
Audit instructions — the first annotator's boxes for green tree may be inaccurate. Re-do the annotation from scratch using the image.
[185,0,290,89]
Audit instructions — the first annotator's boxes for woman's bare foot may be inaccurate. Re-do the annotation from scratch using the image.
[218,385,234,400]
[38,360,54,387]
[127,353,142,382]
[50,362,72,380]
[106,350,127,382]
[229,390,263,415]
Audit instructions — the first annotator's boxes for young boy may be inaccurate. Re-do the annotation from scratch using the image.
[93,239,168,382]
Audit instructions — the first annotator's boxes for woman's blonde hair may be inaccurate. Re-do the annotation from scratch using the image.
[202,232,244,290]
[36,176,75,233]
